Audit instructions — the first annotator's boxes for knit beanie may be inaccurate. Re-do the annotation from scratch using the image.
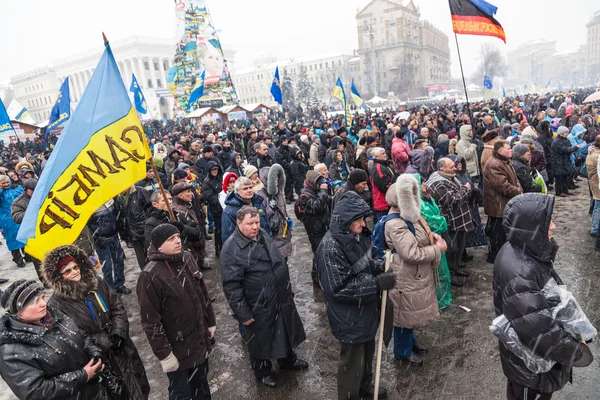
[0,280,45,314]
[512,143,530,159]
[23,178,38,191]
[348,169,368,185]
[244,165,258,178]
[172,168,188,181]
[222,172,239,193]
[151,223,180,249]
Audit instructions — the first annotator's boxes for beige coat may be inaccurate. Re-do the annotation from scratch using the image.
[586,146,600,200]
[384,176,441,329]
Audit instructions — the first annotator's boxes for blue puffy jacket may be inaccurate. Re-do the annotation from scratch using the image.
[221,191,271,241]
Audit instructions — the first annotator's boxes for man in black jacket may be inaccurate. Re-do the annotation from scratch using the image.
[250,142,274,170]
[195,146,220,182]
[199,161,223,256]
[221,206,308,388]
[217,139,233,171]
[116,185,151,269]
[275,137,294,203]
[493,193,592,399]
[171,183,209,270]
[316,192,395,400]
[295,170,330,285]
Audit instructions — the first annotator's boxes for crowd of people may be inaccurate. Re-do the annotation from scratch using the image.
[0,87,598,400]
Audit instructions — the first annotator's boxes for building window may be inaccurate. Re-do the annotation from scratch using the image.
[154,62,159,71]
[157,79,163,88]
[320,63,322,69]
[147,79,153,88]
[309,65,312,71]
[163,61,169,71]
[338,60,342,66]
[326,62,329,68]
[144,62,150,70]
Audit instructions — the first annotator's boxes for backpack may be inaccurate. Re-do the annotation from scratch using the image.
[372,212,415,260]
[294,193,311,223]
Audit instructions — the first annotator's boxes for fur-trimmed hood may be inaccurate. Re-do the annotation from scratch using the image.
[385,174,421,223]
[41,245,98,301]
[260,163,285,196]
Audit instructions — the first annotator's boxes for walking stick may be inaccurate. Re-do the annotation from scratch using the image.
[374,250,392,400]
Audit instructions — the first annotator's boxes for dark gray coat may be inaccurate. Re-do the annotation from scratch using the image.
[221,228,306,359]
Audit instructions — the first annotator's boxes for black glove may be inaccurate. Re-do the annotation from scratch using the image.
[375,272,396,291]
[169,221,185,233]
[370,259,385,276]
[111,334,124,350]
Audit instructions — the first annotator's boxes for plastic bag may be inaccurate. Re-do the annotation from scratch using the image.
[490,314,556,374]
[541,279,598,342]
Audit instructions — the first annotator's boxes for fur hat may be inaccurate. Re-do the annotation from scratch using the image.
[267,164,286,196]
[42,245,98,301]
[244,165,258,178]
[0,280,44,314]
[386,174,421,223]
[172,168,188,181]
[151,223,180,249]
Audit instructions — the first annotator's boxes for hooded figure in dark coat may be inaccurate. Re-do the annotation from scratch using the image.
[493,193,593,398]
[220,206,307,387]
[42,245,150,400]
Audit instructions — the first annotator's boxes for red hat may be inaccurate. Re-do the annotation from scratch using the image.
[56,255,77,273]
[302,127,308,133]
[222,172,239,193]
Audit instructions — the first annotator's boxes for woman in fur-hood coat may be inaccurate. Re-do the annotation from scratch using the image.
[384,174,442,362]
[257,164,293,257]
[42,245,150,400]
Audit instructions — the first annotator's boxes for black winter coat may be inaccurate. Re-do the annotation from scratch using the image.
[144,206,201,250]
[316,192,380,344]
[493,194,591,393]
[295,186,330,250]
[512,159,542,193]
[43,245,149,400]
[221,228,306,359]
[200,161,224,216]
[550,136,578,176]
[195,156,221,182]
[289,158,307,194]
[116,186,150,243]
[138,248,215,370]
[217,148,233,170]
[275,144,292,173]
[0,309,107,400]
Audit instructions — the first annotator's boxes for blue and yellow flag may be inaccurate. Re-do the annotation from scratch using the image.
[270,66,283,105]
[0,99,16,136]
[188,70,206,109]
[17,38,151,260]
[46,77,71,137]
[483,75,493,90]
[332,77,346,104]
[129,73,148,114]
[350,79,366,110]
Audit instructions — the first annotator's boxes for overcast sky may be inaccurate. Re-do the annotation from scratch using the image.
[0,0,595,85]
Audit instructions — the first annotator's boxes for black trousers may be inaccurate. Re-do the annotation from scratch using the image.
[506,381,552,400]
[309,233,325,284]
[554,174,569,195]
[486,216,506,262]
[10,249,24,263]
[447,230,467,272]
[338,340,375,400]
[250,350,297,378]
[284,172,295,201]
[131,240,147,270]
[166,361,211,400]
[213,213,222,255]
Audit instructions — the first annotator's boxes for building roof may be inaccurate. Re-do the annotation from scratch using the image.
[241,103,271,111]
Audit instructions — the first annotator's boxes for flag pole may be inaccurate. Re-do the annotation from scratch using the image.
[373,250,392,400]
[454,33,473,124]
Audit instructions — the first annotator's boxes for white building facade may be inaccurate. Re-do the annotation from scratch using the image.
[10,36,236,123]
[232,53,358,106]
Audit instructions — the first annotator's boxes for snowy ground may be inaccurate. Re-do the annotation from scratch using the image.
[0,186,599,399]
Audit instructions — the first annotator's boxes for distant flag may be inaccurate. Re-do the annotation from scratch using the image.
[46,77,71,137]
[345,102,353,127]
[270,66,283,105]
[7,100,36,124]
[332,78,346,104]
[502,87,506,98]
[483,75,493,90]
[0,99,16,136]
[449,0,506,43]
[350,79,367,110]
[546,79,551,88]
[187,70,206,110]
[129,74,148,114]
[16,35,151,260]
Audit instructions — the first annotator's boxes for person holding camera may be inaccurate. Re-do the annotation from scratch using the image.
[41,244,150,399]
[0,279,108,399]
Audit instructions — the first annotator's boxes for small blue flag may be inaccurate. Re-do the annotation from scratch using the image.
[468,0,498,17]
[483,75,493,90]
[270,66,283,105]
[129,74,148,114]
[47,77,71,137]
[188,70,205,109]
[502,87,506,97]
[0,99,16,137]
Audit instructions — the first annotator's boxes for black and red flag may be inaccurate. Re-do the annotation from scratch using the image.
[449,0,506,43]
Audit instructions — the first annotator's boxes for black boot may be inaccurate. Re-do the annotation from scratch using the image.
[395,353,424,366]
[359,383,388,399]
[260,375,277,388]
[461,251,474,262]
